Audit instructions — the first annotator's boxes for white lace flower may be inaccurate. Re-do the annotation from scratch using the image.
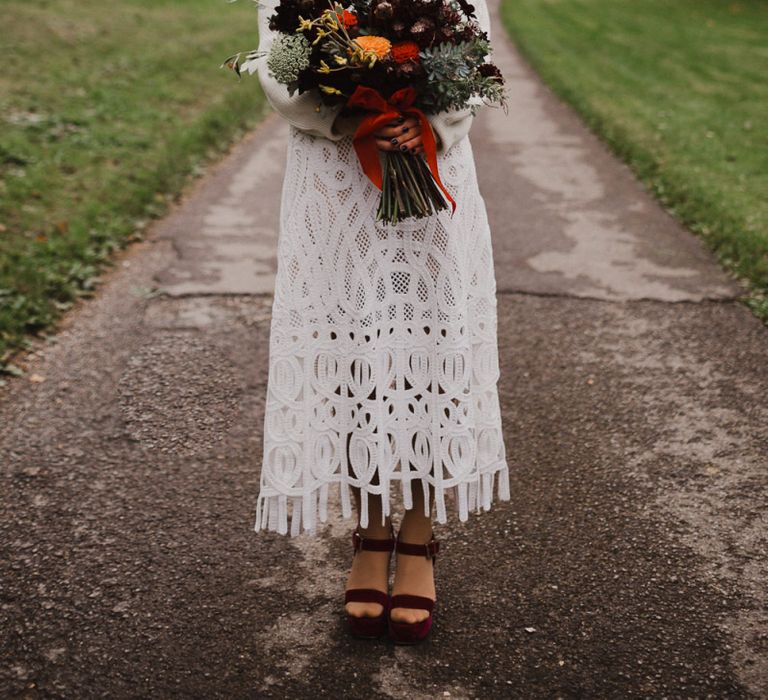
[267,33,311,84]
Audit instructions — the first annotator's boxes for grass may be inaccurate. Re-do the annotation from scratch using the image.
[500,0,768,320]
[0,0,267,369]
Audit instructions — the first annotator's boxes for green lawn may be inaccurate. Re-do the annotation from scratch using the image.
[501,0,768,319]
[0,0,266,369]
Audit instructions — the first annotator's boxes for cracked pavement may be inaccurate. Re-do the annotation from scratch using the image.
[1,0,766,697]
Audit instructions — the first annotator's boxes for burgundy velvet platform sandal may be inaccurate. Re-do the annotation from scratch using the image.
[388,533,440,645]
[344,525,396,639]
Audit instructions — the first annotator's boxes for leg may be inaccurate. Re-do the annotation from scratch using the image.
[391,478,437,624]
[345,433,392,619]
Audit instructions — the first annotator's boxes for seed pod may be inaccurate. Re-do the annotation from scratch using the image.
[374,1,394,20]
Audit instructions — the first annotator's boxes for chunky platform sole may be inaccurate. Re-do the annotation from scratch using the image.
[347,605,390,639]
[387,535,440,645]
[388,615,433,645]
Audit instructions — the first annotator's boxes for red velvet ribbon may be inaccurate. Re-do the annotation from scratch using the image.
[347,85,456,214]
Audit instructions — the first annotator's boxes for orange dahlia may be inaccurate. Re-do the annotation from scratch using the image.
[354,35,392,59]
[391,41,420,64]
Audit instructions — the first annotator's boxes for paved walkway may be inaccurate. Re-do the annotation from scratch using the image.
[2,1,766,696]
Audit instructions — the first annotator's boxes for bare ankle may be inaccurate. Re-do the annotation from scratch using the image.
[356,519,392,540]
[398,513,433,542]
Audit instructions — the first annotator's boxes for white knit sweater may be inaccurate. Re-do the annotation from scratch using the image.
[255,0,492,153]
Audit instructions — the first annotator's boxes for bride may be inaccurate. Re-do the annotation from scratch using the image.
[252,0,509,644]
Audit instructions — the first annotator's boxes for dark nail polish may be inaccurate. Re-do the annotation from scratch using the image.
[397,116,405,124]
[400,144,408,151]
[391,137,398,145]
[402,126,408,133]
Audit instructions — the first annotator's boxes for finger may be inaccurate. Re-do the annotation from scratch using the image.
[373,126,400,139]
[380,115,408,131]
[403,121,423,141]
[374,123,413,139]
[383,117,404,130]
[376,121,423,150]
[374,116,419,138]
[375,138,398,152]
[396,134,423,152]
[394,119,420,138]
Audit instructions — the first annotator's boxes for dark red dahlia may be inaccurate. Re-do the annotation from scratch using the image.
[391,40,420,64]
[479,62,504,82]
[457,0,476,18]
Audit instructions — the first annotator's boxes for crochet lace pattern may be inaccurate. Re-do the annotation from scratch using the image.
[255,128,510,536]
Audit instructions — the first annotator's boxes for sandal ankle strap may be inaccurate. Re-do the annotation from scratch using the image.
[390,593,435,613]
[345,588,390,607]
[352,525,396,553]
[395,535,440,560]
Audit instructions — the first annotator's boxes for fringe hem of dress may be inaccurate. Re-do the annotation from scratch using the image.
[253,460,511,537]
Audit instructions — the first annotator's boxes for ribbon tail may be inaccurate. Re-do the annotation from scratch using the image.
[352,111,401,191]
[414,114,457,214]
[352,135,383,190]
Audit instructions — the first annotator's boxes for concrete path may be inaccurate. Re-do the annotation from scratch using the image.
[2,0,766,696]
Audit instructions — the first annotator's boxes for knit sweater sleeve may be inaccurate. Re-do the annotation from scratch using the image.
[426,0,492,154]
[256,0,347,140]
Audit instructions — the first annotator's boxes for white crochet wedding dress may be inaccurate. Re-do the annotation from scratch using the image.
[255,128,510,536]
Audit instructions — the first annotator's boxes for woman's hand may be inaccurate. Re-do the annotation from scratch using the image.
[373,115,423,154]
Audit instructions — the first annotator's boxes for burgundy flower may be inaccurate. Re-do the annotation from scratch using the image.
[457,0,476,18]
[479,62,504,82]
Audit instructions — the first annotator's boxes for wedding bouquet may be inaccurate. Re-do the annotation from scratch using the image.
[223,0,507,224]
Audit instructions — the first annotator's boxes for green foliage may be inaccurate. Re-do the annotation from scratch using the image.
[502,0,768,322]
[0,0,268,367]
[420,39,504,113]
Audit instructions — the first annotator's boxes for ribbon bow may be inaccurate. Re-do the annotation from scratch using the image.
[347,85,456,214]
